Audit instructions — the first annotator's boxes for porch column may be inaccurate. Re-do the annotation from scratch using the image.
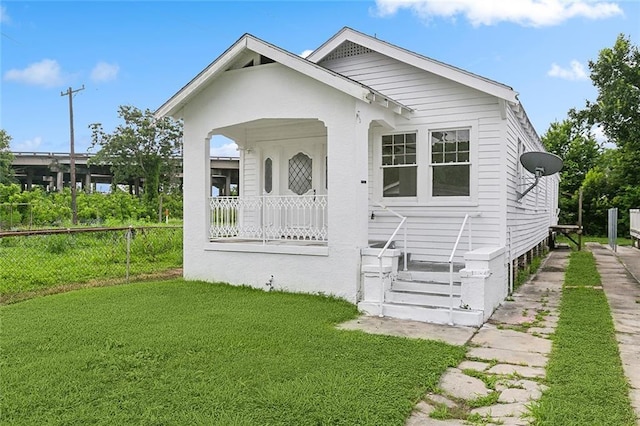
[182,122,211,260]
[325,107,369,249]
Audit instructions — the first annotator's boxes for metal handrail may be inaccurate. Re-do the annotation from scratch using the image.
[374,202,408,317]
[447,213,479,324]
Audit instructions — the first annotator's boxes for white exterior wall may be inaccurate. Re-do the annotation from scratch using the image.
[180,62,394,302]
[504,106,559,261]
[320,51,505,263]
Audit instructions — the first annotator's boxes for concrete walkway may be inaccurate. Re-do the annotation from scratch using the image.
[341,245,640,425]
[407,250,569,425]
[340,250,569,425]
[588,243,640,423]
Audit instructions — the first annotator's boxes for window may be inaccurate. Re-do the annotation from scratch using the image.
[382,133,417,197]
[288,152,312,195]
[264,158,272,194]
[431,129,470,197]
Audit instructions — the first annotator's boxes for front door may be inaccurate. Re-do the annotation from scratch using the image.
[262,138,326,239]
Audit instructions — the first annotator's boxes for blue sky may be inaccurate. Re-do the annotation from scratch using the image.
[1,1,639,156]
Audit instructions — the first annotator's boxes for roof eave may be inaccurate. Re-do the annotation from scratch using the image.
[155,32,413,120]
[155,35,251,119]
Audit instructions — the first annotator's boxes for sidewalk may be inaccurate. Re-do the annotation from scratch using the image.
[340,250,568,425]
[401,250,569,425]
[588,243,640,423]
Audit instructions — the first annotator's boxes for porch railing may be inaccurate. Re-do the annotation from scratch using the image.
[209,195,328,243]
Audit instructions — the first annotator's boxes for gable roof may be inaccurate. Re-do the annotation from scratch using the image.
[307,27,519,104]
[155,33,412,119]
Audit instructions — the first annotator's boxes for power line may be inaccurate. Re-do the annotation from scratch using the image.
[61,85,84,225]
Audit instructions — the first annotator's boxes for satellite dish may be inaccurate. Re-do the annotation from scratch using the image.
[517,151,563,200]
[520,152,563,177]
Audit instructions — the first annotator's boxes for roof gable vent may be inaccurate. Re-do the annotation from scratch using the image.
[321,41,372,62]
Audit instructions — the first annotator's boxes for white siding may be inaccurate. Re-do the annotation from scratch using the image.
[504,106,557,261]
[321,52,504,263]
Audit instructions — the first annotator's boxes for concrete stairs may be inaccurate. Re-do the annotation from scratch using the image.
[359,260,484,327]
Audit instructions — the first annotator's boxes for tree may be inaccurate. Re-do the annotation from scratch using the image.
[89,106,183,213]
[541,119,601,225]
[576,34,640,185]
[570,34,640,235]
[0,129,15,185]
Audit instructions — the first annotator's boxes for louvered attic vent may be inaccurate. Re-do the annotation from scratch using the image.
[321,41,372,61]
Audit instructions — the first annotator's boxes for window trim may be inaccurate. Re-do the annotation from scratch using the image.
[426,123,478,205]
[373,123,478,206]
[379,131,418,199]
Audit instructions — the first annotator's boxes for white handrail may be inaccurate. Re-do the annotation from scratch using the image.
[374,202,408,317]
[448,213,480,325]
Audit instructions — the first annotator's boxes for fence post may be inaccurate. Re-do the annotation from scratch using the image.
[608,208,618,252]
[126,226,132,282]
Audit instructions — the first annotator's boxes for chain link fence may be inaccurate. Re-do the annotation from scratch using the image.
[0,226,182,303]
[0,203,33,230]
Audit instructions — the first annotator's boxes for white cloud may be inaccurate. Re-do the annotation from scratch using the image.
[90,61,119,83]
[4,59,65,88]
[374,0,623,27]
[211,142,239,157]
[13,136,42,152]
[1,5,11,24]
[547,60,588,80]
[592,124,615,148]
[300,49,314,58]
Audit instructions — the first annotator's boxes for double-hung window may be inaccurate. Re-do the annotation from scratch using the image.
[382,133,417,197]
[431,129,470,197]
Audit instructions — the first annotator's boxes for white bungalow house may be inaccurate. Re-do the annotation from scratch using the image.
[156,27,559,326]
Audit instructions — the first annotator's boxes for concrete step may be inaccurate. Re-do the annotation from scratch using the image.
[385,289,461,307]
[397,270,460,283]
[392,279,461,295]
[358,301,483,327]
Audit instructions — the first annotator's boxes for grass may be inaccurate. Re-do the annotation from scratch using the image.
[530,251,636,425]
[555,234,633,250]
[0,280,466,425]
[0,227,182,298]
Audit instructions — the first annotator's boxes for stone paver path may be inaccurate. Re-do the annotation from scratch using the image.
[588,243,640,424]
[406,250,569,425]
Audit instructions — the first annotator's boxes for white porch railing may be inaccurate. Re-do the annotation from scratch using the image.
[209,195,328,243]
[448,213,480,324]
[374,202,407,317]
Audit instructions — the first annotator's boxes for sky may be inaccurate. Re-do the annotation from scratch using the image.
[1,0,639,156]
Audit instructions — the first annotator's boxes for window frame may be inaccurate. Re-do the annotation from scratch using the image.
[426,123,478,205]
[379,131,418,199]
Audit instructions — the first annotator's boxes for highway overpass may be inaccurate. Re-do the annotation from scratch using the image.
[10,152,239,195]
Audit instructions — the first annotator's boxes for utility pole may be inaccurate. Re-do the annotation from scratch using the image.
[61,85,84,225]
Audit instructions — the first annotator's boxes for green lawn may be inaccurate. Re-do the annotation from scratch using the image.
[0,280,465,425]
[531,251,636,425]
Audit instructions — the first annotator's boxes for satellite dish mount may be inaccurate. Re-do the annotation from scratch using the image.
[517,151,563,200]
